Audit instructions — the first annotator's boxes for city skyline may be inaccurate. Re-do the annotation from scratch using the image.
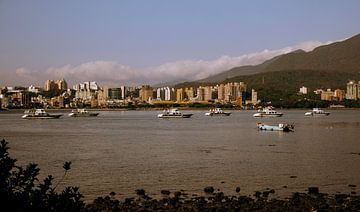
[1,0,360,86]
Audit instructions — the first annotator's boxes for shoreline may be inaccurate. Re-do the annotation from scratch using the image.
[85,186,360,210]
[1,107,360,113]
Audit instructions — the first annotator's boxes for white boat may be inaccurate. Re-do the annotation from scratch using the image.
[305,108,330,116]
[22,109,62,119]
[68,109,99,117]
[257,123,294,132]
[157,108,193,118]
[205,108,231,116]
[253,107,283,117]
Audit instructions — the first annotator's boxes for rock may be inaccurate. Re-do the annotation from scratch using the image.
[174,191,182,198]
[308,187,319,195]
[262,191,270,198]
[161,190,171,195]
[269,189,275,194]
[235,187,241,193]
[254,191,261,198]
[290,176,297,178]
[136,189,146,196]
[348,184,357,188]
[204,186,215,194]
[221,181,225,184]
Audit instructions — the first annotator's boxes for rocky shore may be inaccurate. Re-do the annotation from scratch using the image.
[86,186,360,211]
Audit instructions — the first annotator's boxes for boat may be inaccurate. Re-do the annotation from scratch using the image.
[253,107,283,117]
[157,108,193,118]
[22,109,62,119]
[68,108,99,117]
[205,108,231,116]
[305,108,330,116]
[257,123,294,132]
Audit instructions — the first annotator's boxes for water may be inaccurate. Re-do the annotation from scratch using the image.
[1,109,360,201]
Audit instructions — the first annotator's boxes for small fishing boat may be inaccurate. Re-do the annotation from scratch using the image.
[305,108,330,116]
[68,108,99,117]
[253,107,283,117]
[257,123,294,132]
[205,108,231,116]
[22,109,62,119]
[158,108,193,118]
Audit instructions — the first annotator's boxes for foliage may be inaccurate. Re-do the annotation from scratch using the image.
[42,90,62,99]
[0,139,85,211]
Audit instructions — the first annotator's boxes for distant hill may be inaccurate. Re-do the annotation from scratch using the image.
[198,33,360,83]
[176,69,359,101]
[175,33,360,101]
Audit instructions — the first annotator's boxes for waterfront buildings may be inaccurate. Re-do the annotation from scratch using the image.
[3,78,359,109]
[346,80,359,100]
[140,85,153,102]
[44,80,57,91]
[299,86,308,94]
[74,81,100,101]
[334,89,345,101]
[44,79,67,91]
[56,79,68,91]
[251,89,258,105]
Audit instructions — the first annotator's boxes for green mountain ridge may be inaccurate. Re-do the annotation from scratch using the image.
[197,33,360,84]
[176,33,360,101]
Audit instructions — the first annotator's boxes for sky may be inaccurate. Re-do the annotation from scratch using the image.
[0,0,359,87]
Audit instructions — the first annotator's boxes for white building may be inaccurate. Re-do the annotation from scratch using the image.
[299,86,308,94]
[28,85,40,93]
[74,81,100,101]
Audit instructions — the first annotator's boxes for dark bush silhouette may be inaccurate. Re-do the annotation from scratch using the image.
[0,139,85,211]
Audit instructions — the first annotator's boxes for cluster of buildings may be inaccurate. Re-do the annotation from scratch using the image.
[298,86,346,101]
[1,79,360,109]
[76,82,255,107]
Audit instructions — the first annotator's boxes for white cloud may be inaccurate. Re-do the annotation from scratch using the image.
[10,40,332,87]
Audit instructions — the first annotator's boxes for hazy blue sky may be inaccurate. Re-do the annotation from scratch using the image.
[1,0,359,86]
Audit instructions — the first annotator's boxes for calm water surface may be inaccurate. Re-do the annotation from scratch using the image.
[1,109,360,200]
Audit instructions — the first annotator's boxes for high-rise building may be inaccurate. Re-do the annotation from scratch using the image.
[321,89,334,101]
[346,80,359,100]
[109,88,122,99]
[176,88,185,102]
[217,84,225,101]
[156,88,165,101]
[185,87,194,101]
[164,87,175,101]
[204,86,212,101]
[251,89,258,105]
[56,79,68,91]
[224,82,246,102]
[140,85,153,102]
[334,89,345,101]
[74,81,100,101]
[299,86,308,94]
[44,80,57,91]
[120,86,127,99]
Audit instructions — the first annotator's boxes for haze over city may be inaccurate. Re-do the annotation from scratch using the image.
[1,0,360,86]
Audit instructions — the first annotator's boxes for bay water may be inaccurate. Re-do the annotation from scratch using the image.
[1,109,360,201]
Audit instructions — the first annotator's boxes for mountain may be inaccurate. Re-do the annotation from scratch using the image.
[198,33,360,83]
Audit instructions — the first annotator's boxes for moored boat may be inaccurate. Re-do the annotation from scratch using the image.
[158,108,193,118]
[305,108,330,116]
[22,109,62,119]
[205,108,231,116]
[253,107,283,117]
[68,109,99,117]
[257,123,294,132]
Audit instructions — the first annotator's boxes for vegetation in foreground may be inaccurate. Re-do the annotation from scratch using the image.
[1,138,360,211]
